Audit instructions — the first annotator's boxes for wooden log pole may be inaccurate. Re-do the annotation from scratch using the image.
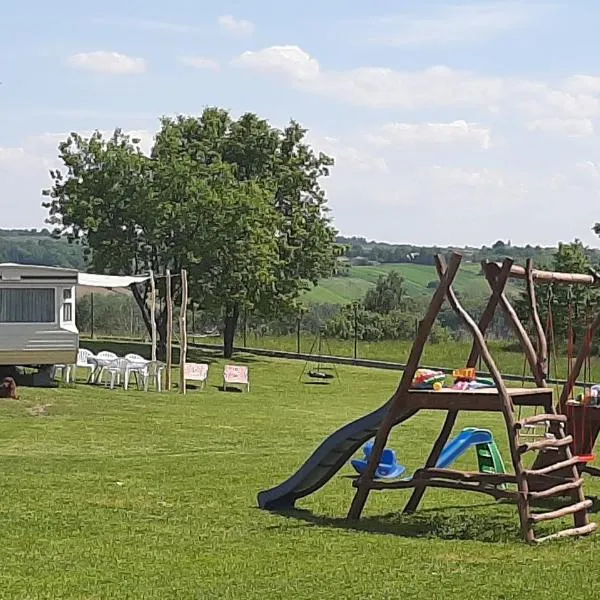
[525,258,548,382]
[403,409,457,513]
[149,270,157,362]
[436,254,535,543]
[483,262,545,387]
[466,258,514,368]
[179,269,188,395]
[366,478,517,501]
[494,263,599,285]
[405,258,516,515]
[165,269,173,391]
[346,252,464,521]
[558,310,600,411]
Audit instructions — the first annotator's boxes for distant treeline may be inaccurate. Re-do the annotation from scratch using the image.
[336,236,600,268]
[0,228,85,269]
[2,228,598,276]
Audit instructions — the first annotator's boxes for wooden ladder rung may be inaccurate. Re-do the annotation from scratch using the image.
[529,499,592,523]
[528,478,583,499]
[524,456,584,476]
[519,435,572,454]
[534,522,597,543]
[515,414,567,429]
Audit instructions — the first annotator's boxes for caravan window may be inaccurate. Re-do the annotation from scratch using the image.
[0,288,55,323]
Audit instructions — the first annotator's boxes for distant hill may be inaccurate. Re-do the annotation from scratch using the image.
[0,228,590,306]
[0,229,85,269]
[302,262,520,305]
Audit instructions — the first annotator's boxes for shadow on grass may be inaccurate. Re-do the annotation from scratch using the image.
[262,493,600,543]
[261,504,526,543]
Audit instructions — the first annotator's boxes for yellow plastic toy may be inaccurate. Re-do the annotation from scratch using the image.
[452,367,476,380]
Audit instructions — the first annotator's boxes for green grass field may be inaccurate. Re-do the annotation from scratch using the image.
[303,262,519,304]
[2,342,600,599]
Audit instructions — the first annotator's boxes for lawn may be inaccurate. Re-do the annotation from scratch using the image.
[1,344,599,599]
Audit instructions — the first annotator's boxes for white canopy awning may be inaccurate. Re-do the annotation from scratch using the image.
[77,273,151,288]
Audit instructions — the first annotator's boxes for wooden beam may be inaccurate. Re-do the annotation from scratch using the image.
[365,478,518,501]
[346,252,463,521]
[493,263,599,285]
[404,388,552,412]
[525,258,548,382]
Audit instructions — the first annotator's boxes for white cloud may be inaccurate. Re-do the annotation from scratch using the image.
[367,120,492,149]
[367,2,545,47]
[233,45,600,123]
[565,75,600,96]
[218,14,254,35]
[526,118,594,138]
[309,135,389,173]
[67,51,147,75]
[178,56,220,71]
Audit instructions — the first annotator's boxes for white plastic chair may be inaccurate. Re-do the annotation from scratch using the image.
[105,358,130,390]
[52,363,72,383]
[124,353,148,390]
[72,348,95,383]
[95,351,118,384]
[141,361,166,392]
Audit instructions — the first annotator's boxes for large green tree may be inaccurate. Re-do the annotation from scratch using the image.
[514,240,598,349]
[43,108,341,357]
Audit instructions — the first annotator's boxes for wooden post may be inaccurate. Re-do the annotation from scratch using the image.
[466,259,514,367]
[90,292,95,339]
[149,271,157,362]
[525,258,548,381]
[437,255,535,543]
[558,310,600,410]
[404,258,515,515]
[483,262,545,387]
[347,252,463,521]
[179,269,188,395]
[165,269,173,391]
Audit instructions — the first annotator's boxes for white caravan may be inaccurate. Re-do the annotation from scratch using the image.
[0,263,149,384]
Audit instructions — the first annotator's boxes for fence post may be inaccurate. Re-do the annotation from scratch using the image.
[90,293,95,339]
[296,312,302,354]
[243,309,247,348]
[353,302,359,359]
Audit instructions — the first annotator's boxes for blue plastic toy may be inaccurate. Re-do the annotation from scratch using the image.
[351,441,406,479]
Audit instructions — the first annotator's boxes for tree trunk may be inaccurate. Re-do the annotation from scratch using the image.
[223,303,240,359]
[131,282,170,360]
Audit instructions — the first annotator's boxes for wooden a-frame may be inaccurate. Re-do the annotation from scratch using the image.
[347,252,596,544]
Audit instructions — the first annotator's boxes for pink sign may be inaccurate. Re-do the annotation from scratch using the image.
[224,365,248,384]
[184,362,208,381]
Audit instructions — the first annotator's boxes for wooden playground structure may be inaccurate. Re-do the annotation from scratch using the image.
[348,252,600,544]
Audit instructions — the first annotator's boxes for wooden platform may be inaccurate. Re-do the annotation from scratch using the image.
[407,387,553,412]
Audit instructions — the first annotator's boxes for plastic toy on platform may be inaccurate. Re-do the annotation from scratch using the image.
[350,441,406,479]
[411,368,446,391]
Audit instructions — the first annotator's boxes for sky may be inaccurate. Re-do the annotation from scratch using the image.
[3,0,600,248]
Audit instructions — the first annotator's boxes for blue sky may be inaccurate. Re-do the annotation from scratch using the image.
[3,1,600,247]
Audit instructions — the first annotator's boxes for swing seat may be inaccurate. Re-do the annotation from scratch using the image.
[308,371,334,379]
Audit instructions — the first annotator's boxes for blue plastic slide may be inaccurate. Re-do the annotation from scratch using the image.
[436,427,493,468]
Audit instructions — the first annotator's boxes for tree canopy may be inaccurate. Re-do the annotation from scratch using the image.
[43,108,341,356]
